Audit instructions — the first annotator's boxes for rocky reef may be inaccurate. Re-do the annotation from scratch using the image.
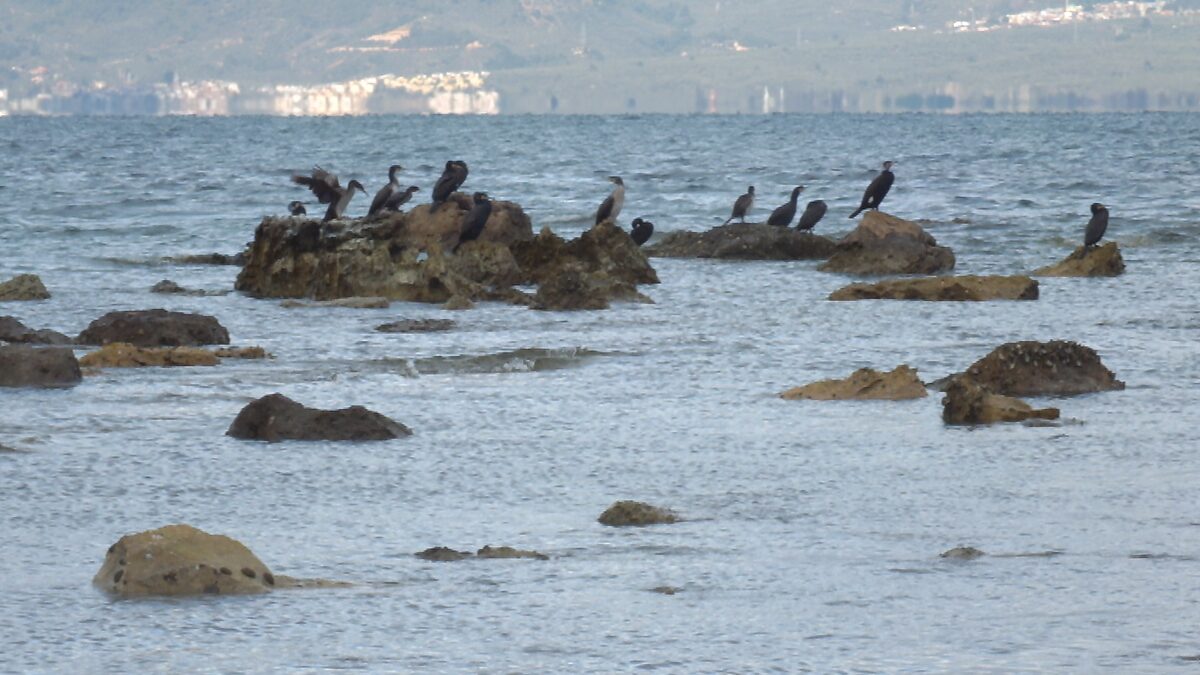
[819,212,956,275]
[829,275,1039,301]
[644,222,838,260]
[780,365,928,401]
[1034,242,1125,277]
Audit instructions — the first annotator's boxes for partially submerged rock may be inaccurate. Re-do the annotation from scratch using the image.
[149,280,228,296]
[0,316,73,345]
[0,345,82,388]
[170,252,247,266]
[79,343,220,368]
[375,319,455,333]
[77,309,230,347]
[476,545,549,560]
[829,275,1039,301]
[644,222,838,260]
[958,340,1124,397]
[415,546,472,562]
[598,500,679,527]
[94,524,276,597]
[819,212,955,275]
[0,274,51,301]
[940,546,986,560]
[942,378,1060,425]
[1034,242,1125,277]
[280,297,390,309]
[227,393,411,442]
[780,365,927,401]
[214,346,270,359]
[517,222,657,310]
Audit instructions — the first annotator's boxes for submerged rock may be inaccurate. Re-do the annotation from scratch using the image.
[0,316,73,345]
[476,545,549,560]
[170,252,247,266]
[280,296,391,309]
[942,378,1060,425]
[940,546,986,560]
[958,340,1124,397]
[77,309,230,347]
[79,342,220,368]
[94,524,277,597]
[227,393,411,442]
[819,212,955,275]
[780,365,927,401]
[415,546,472,562]
[829,275,1039,301]
[598,500,679,527]
[375,319,455,333]
[644,222,838,260]
[0,345,82,388]
[0,274,51,301]
[213,346,270,359]
[1034,242,1125,277]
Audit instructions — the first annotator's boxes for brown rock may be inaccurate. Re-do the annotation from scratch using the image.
[942,378,1061,425]
[829,275,1039,301]
[93,524,275,597]
[375,319,456,333]
[1034,242,1125,277]
[443,295,475,310]
[0,316,73,345]
[79,343,220,368]
[0,274,51,301]
[214,346,270,359]
[940,546,986,560]
[0,345,82,388]
[959,340,1124,397]
[77,309,230,347]
[644,222,838,260]
[780,365,928,401]
[513,221,659,287]
[226,393,412,442]
[598,500,679,527]
[415,546,472,562]
[819,211,955,275]
[475,545,549,560]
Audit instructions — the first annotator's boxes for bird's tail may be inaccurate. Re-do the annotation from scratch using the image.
[848,207,863,219]
[722,217,733,226]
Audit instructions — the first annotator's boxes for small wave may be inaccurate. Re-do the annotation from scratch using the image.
[383,347,614,376]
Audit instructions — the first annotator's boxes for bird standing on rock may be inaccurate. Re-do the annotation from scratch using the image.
[767,186,804,227]
[724,186,755,225]
[454,192,492,252]
[1084,203,1109,247]
[848,161,895,218]
[368,164,404,216]
[287,201,307,217]
[384,186,420,212]
[595,176,625,226]
[291,166,365,221]
[432,160,469,210]
[630,217,654,246]
[796,200,828,232]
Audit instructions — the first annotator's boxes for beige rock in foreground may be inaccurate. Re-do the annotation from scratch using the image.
[829,275,1039,301]
[1034,242,1124,277]
[941,378,1060,425]
[780,365,927,401]
[0,274,51,301]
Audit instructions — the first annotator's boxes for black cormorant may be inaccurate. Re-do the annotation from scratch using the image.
[797,200,828,232]
[595,176,625,225]
[288,201,307,217]
[848,161,895,218]
[384,186,420,212]
[724,186,755,225]
[291,167,366,221]
[630,217,654,246]
[454,192,492,252]
[1084,202,1109,247]
[767,186,804,227]
[432,160,469,209]
[368,164,404,216]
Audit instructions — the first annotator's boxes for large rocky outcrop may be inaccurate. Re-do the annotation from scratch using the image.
[0,345,82,388]
[598,501,679,526]
[1034,242,1125,277]
[0,274,51,301]
[829,275,1039,301]
[956,340,1124,397]
[227,393,411,442]
[644,222,838,260]
[942,378,1061,425]
[819,211,955,275]
[780,365,928,401]
[0,316,73,345]
[77,310,230,347]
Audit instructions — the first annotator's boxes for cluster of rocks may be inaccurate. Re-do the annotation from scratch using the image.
[415,545,549,562]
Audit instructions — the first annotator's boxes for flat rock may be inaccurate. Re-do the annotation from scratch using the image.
[942,378,1061,425]
[598,500,679,527]
[375,319,456,333]
[0,316,73,345]
[0,274,51,301]
[227,393,411,442]
[94,524,277,597]
[0,345,82,388]
[644,222,838,260]
[79,343,220,368]
[959,340,1124,397]
[214,346,270,359]
[1034,242,1125,277]
[829,275,1039,301]
[780,365,927,401]
[475,545,549,560]
[940,546,986,560]
[819,212,955,275]
[280,297,391,309]
[78,309,230,347]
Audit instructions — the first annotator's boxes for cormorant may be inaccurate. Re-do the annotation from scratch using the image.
[767,186,804,227]
[595,176,625,225]
[796,200,828,232]
[1084,202,1109,247]
[368,164,404,216]
[454,192,492,252]
[288,201,307,217]
[384,186,420,212]
[291,166,366,221]
[432,160,469,209]
[630,217,654,246]
[848,160,895,218]
[724,186,755,225]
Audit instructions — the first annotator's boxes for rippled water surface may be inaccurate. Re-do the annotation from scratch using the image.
[2,114,1200,672]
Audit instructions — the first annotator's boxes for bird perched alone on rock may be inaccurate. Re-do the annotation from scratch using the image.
[848,161,895,218]
[368,164,404,216]
[1084,203,1109,247]
[432,160,469,210]
[767,186,804,227]
[287,201,307,217]
[454,192,492,252]
[630,217,654,246]
[796,200,828,232]
[291,167,366,221]
[595,176,625,226]
[724,186,755,225]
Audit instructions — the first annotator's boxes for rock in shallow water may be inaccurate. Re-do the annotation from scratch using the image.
[941,378,1060,425]
[940,546,986,560]
[819,212,955,276]
[829,275,1039,301]
[79,343,220,368]
[0,345,82,388]
[227,393,411,442]
[0,274,51,301]
[598,500,679,527]
[77,309,230,347]
[644,222,838,260]
[958,340,1124,397]
[1034,242,1124,277]
[375,319,456,333]
[0,316,73,345]
[780,365,927,401]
